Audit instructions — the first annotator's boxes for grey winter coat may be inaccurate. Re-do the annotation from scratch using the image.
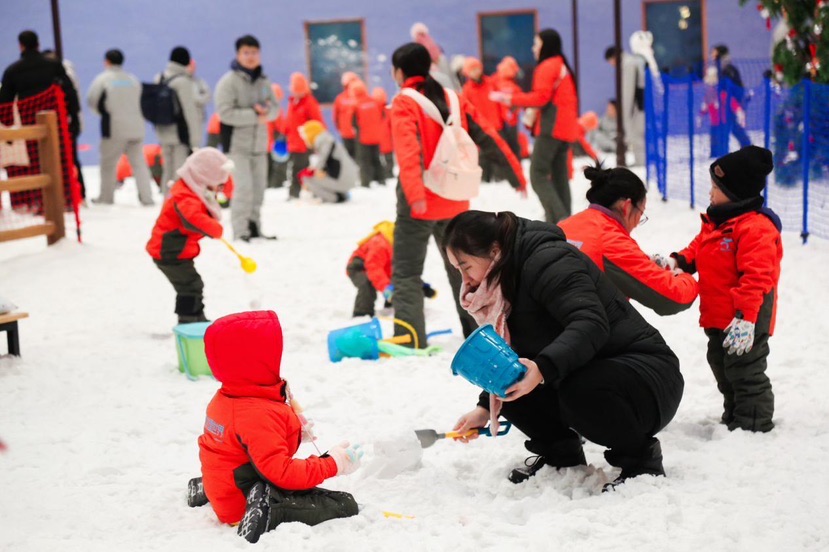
[214,65,278,155]
[154,62,202,150]
[309,131,358,192]
[87,65,145,140]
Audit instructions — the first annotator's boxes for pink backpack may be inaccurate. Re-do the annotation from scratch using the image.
[400,88,482,201]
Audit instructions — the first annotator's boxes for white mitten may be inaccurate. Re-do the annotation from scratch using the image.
[651,254,677,271]
[723,315,755,355]
[329,442,364,475]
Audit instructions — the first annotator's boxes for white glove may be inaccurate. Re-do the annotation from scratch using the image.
[651,254,677,271]
[723,316,755,356]
[329,442,364,475]
[488,91,511,105]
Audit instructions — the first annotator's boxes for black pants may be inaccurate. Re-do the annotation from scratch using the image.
[268,156,287,188]
[529,135,571,223]
[356,143,384,187]
[392,184,476,346]
[500,357,679,458]
[381,152,395,179]
[289,152,310,198]
[154,260,205,321]
[346,258,377,317]
[265,486,357,530]
[343,138,356,160]
[705,328,774,432]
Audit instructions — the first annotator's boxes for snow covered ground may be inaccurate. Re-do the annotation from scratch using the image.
[1,164,828,551]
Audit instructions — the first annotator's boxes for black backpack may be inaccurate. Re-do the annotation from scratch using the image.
[141,75,181,126]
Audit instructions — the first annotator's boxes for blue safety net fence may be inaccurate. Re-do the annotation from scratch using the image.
[646,59,829,242]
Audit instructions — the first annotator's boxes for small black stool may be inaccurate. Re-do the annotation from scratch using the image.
[0,312,28,357]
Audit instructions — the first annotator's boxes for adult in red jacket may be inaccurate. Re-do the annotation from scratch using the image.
[493,29,579,223]
[389,42,526,346]
[462,57,504,183]
[558,166,698,315]
[350,80,386,187]
[146,148,228,323]
[333,72,359,158]
[372,87,395,179]
[491,56,523,160]
[285,72,324,199]
[198,311,359,543]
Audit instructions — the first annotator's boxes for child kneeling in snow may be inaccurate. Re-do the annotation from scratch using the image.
[298,120,358,203]
[146,147,229,324]
[346,221,436,318]
[193,311,361,543]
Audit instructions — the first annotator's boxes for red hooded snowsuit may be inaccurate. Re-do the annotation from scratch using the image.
[198,311,338,525]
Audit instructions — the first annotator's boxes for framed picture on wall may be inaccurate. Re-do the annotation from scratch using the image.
[305,19,366,104]
[478,10,537,91]
[643,0,707,77]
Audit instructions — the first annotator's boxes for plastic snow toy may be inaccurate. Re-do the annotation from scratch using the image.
[451,324,526,398]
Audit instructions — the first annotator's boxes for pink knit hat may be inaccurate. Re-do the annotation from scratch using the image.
[177,147,233,190]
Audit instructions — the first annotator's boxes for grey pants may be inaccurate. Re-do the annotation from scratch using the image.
[161,143,191,196]
[705,328,774,432]
[99,138,154,205]
[627,110,646,166]
[529,135,571,223]
[346,258,377,316]
[289,152,310,198]
[229,152,268,239]
[392,184,476,347]
[154,259,205,320]
[306,177,349,203]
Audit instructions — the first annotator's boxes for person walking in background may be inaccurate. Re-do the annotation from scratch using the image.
[710,44,751,153]
[215,34,279,241]
[491,29,579,223]
[461,57,504,182]
[155,46,202,195]
[87,48,154,206]
[285,72,323,200]
[388,42,526,347]
[372,87,395,180]
[604,45,646,166]
[558,165,699,315]
[491,56,523,162]
[333,71,359,159]
[350,79,385,187]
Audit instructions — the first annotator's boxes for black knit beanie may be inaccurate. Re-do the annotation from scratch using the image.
[170,46,191,66]
[710,145,773,201]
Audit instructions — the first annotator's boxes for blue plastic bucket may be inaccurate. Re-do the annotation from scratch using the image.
[273,138,289,162]
[327,318,383,362]
[450,324,526,397]
[173,321,213,380]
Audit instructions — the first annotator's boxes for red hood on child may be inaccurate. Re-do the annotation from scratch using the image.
[205,311,284,388]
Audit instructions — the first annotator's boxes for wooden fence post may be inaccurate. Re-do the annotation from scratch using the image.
[36,111,65,244]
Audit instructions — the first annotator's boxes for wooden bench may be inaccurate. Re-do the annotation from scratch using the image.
[0,312,28,356]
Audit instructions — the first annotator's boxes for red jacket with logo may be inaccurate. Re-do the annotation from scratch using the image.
[348,233,392,291]
[146,180,222,261]
[674,209,782,332]
[510,56,579,142]
[286,94,324,153]
[353,96,384,146]
[391,76,526,221]
[461,76,503,131]
[198,311,338,525]
[333,91,357,139]
[558,205,698,316]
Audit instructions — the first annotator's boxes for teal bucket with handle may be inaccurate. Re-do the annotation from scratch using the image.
[327,318,383,362]
[451,324,526,397]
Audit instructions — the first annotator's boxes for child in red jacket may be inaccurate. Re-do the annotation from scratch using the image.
[347,221,394,317]
[669,146,782,432]
[146,148,230,324]
[194,311,361,543]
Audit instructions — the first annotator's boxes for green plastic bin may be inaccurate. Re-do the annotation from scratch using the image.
[173,322,213,379]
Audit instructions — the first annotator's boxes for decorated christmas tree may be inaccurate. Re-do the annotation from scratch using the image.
[742,0,829,85]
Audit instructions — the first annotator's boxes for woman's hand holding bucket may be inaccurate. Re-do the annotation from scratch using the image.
[502,358,543,402]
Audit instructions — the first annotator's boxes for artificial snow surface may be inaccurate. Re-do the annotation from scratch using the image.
[1,165,828,551]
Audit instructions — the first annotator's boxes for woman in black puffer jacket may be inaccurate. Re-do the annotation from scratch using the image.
[444,210,683,490]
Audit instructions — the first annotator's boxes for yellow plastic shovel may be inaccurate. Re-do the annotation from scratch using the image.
[221,238,257,274]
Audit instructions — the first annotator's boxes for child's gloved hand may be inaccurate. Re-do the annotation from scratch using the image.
[422,283,437,299]
[328,442,364,475]
[723,314,755,356]
[650,253,677,270]
[383,285,395,303]
[300,419,316,443]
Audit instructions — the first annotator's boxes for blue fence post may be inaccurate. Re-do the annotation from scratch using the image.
[645,70,652,187]
[661,80,669,201]
[763,77,772,207]
[801,80,811,244]
[687,75,695,209]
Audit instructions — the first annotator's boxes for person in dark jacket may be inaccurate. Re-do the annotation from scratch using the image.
[558,166,699,315]
[667,146,781,433]
[445,211,684,491]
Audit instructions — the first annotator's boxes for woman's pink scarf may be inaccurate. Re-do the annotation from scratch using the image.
[458,255,511,432]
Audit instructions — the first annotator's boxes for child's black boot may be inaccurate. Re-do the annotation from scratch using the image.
[237,481,271,543]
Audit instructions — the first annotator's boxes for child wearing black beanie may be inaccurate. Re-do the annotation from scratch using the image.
[668,145,782,432]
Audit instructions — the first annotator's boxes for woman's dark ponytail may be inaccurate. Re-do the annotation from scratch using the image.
[392,42,449,121]
[584,164,647,208]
